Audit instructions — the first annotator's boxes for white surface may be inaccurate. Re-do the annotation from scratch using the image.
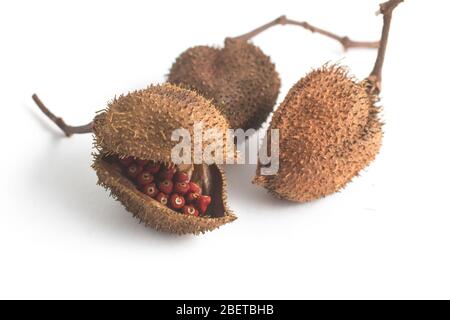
[1,0,449,300]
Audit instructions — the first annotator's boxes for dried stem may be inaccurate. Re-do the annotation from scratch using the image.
[230,15,380,51]
[368,0,404,94]
[32,94,93,137]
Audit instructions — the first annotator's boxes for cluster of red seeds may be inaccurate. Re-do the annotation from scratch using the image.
[111,156,211,217]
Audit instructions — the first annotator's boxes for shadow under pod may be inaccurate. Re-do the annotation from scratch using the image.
[224,163,317,215]
[25,135,197,245]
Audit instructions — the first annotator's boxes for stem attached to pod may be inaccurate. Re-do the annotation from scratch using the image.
[230,15,380,51]
[32,94,93,137]
[368,0,404,94]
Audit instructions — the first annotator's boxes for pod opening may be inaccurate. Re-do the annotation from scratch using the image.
[100,154,225,218]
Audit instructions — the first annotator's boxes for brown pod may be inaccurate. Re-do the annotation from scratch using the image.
[254,65,382,202]
[32,84,236,235]
[92,84,236,234]
[168,39,280,131]
[254,0,402,202]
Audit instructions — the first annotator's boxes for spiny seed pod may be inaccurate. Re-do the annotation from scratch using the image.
[254,65,382,202]
[32,83,236,235]
[254,0,402,202]
[93,83,236,234]
[168,38,280,131]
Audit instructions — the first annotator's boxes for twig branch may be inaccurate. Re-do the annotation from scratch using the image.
[32,94,93,137]
[230,15,380,51]
[368,0,404,94]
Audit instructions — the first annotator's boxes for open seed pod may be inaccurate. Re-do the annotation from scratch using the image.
[254,0,402,202]
[168,38,280,131]
[93,83,236,234]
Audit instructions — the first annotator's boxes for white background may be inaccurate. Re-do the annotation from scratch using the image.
[1,0,449,300]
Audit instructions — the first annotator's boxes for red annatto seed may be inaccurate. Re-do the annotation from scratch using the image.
[170,194,185,210]
[158,179,174,194]
[195,195,212,215]
[119,156,133,167]
[135,159,149,166]
[183,205,199,217]
[174,182,189,194]
[189,182,202,194]
[142,183,158,198]
[185,192,199,204]
[136,171,154,186]
[127,163,144,178]
[174,171,189,183]
[159,168,175,180]
[146,162,161,174]
[155,192,169,206]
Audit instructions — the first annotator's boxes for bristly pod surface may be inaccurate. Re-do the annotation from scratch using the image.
[254,0,403,202]
[254,65,382,202]
[168,38,281,131]
[93,83,236,235]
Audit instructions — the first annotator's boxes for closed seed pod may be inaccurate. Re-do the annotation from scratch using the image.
[254,65,382,202]
[168,39,280,131]
[254,0,402,202]
[92,83,236,234]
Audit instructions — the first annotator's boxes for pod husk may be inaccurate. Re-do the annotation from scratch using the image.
[93,83,233,163]
[94,158,236,235]
[168,39,281,130]
[93,84,236,234]
[254,65,383,202]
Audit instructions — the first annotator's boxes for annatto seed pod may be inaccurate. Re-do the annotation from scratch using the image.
[168,38,280,131]
[254,0,402,202]
[254,65,382,202]
[92,83,236,234]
